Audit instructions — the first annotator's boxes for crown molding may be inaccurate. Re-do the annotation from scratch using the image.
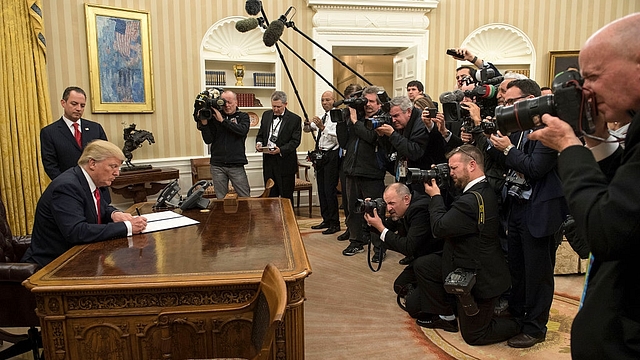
[306,0,439,12]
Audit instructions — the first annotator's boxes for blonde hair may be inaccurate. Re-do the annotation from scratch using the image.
[78,140,125,165]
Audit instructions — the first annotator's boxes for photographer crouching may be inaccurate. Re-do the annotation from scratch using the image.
[416,145,520,345]
[364,183,444,318]
[195,89,251,198]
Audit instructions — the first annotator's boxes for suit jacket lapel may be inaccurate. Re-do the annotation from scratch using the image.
[56,117,82,150]
[73,166,100,223]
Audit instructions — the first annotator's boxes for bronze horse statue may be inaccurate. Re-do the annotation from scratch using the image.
[122,124,155,168]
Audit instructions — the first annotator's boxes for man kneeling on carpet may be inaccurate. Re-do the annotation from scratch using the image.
[364,182,444,316]
[415,145,520,345]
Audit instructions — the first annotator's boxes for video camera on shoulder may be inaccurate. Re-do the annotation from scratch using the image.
[494,69,597,135]
[444,268,479,316]
[193,87,226,121]
[406,164,451,189]
[354,198,386,217]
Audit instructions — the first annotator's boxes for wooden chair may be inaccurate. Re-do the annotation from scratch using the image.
[190,157,234,198]
[258,178,275,198]
[204,263,287,360]
[294,162,313,216]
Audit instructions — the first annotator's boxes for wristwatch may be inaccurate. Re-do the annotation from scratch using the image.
[503,144,514,155]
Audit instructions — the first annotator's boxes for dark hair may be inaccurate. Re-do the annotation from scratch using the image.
[456,65,477,81]
[406,80,424,93]
[344,83,363,98]
[506,79,541,97]
[62,86,86,101]
[540,86,552,92]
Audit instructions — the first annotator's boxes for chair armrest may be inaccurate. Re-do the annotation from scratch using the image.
[0,262,40,282]
[298,163,311,181]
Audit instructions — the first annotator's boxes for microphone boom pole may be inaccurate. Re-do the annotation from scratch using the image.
[260,7,311,124]
[277,39,344,99]
[284,21,372,87]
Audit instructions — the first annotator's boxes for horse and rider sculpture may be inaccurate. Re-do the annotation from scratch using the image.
[122,123,155,169]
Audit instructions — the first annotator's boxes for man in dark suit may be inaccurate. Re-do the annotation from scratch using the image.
[40,86,108,180]
[416,144,520,345]
[529,13,640,360]
[255,91,301,206]
[364,182,443,317]
[22,140,147,267]
[487,79,567,348]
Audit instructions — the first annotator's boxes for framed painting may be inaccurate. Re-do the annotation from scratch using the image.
[548,50,580,87]
[85,4,154,113]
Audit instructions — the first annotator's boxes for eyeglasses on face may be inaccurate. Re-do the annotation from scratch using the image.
[504,95,527,106]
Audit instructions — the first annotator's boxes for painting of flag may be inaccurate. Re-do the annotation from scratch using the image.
[85,4,154,113]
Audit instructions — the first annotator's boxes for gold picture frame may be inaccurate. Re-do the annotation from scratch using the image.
[85,4,154,113]
[548,50,580,87]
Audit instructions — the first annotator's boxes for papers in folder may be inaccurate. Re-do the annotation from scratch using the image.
[139,211,199,234]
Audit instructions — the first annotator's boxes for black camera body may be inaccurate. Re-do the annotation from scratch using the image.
[406,164,451,189]
[495,70,596,135]
[307,149,324,166]
[194,88,226,121]
[463,119,499,135]
[505,170,530,199]
[355,198,386,217]
[364,113,392,130]
[444,268,479,316]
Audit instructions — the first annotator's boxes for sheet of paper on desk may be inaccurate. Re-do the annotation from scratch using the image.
[139,211,199,234]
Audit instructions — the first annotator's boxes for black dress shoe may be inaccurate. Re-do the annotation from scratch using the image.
[371,250,386,263]
[337,230,350,241]
[399,255,414,265]
[311,222,330,229]
[416,316,459,333]
[507,333,545,348]
[322,226,340,235]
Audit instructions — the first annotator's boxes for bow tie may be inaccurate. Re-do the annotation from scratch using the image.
[273,114,282,120]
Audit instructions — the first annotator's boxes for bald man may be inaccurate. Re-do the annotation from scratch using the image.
[529,13,640,359]
[305,91,341,234]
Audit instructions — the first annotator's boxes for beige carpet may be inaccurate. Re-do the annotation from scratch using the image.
[299,216,584,360]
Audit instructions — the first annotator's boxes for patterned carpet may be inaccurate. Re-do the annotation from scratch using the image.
[298,216,583,360]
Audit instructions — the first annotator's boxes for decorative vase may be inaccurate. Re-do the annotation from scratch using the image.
[233,64,245,86]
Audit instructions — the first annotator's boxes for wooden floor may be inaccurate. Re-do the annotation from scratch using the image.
[1,205,584,360]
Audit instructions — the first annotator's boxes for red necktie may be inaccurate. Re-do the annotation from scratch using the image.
[73,122,82,147]
[94,188,101,224]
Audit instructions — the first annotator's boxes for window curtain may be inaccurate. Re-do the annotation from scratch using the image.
[0,0,52,235]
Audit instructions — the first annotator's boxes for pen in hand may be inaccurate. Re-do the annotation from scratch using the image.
[136,208,141,217]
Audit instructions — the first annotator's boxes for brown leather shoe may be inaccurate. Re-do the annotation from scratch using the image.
[507,333,545,348]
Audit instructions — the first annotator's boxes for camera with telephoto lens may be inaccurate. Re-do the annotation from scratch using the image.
[494,69,597,135]
[405,164,451,189]
[307,150,324,166]
[193,88,226,121]
[444,268,479,316]
[505,169,530,199]
[354,198,387,217]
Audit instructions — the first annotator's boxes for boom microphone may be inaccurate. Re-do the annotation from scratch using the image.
[439,91,456,103]
[235,17,259,33]
[453,89,465,101]
[263,7,293,47]
[245,0,262,16]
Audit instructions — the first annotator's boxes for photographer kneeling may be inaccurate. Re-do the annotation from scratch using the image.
[364,183,444,317]
[416,145,520,345]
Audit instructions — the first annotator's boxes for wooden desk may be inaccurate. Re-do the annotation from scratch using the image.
[111,167,179,203]
[24,198,312,360]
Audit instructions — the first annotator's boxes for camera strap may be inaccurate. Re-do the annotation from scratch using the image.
[468,190,485,227]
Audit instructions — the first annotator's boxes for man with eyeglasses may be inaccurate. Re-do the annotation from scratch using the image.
[487,79,568,348]
[413,144,520,345]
